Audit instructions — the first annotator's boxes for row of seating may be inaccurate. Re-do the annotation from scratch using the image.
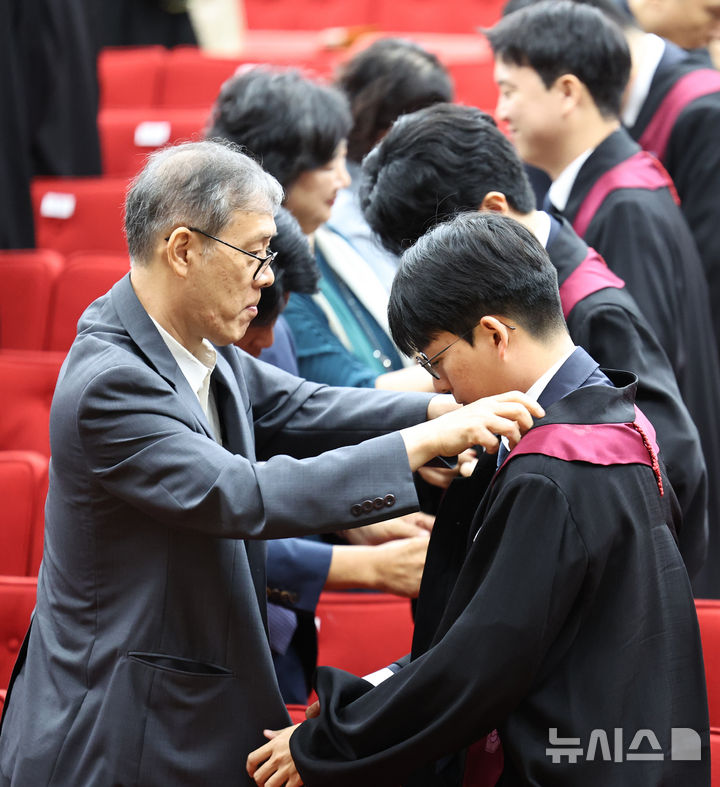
[0,250,129,351]
[242,0,506,34]
[99,37,497,115]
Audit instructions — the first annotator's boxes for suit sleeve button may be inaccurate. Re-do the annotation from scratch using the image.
[361,500,374,513]
[373,497,385,510]
[351,504,362,517]
[384,494,396,508]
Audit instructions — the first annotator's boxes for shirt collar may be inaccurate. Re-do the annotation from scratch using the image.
[150,317,217,398]
[548,148,594,211]
[525,346,577,402]
[534,210,552,248]
[499,346,576,452]
[622,34,666,127]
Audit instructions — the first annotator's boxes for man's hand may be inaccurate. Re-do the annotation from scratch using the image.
[417,449,477,489]
[341,512,434,545]
[247,725,302,787]
[426,393,462,420]
[403,391,544,471]
[367,535,429,597]
[325,535,430,597]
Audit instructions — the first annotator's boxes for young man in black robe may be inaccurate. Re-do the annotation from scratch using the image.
[505,0,720,365]
[486,0,720,598]
[247,212,709,787]
[358,101,707,581]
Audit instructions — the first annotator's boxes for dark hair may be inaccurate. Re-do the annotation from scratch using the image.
[360,103,535,256]
[388,212,564,355]
[335,38,453,162]
[256,207,319,326]
[206,66,352,189]
[486,0,631,117]
[503,0,635,29]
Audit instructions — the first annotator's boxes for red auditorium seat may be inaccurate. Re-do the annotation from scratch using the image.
[45,252,130,351]
[31,177,129,256]
[697,600,720,728]
[0,250,63,351]
[373,0,505,33]
[245,0,373,32]
[99,107,209,177]
[0,351,66,457]
[158,40,339,109]
[286,704,309,724]
[0,575,37,696]
[315,591,414,676]
[0,452,48,576]
[98,45,167,109]
[158,48,246,109]
[711,727,719,785]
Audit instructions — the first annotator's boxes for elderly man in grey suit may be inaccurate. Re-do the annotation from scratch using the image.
[0,140,541,786]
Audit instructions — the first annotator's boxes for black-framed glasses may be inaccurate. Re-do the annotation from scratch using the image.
[415,320,516,380]
[164,226,277,279]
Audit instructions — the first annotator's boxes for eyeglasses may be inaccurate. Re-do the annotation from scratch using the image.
[415,320,516,380]
[165,227,277,280]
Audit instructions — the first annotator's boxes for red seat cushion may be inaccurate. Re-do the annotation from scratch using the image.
[315,591,414,676]
[0,250,63,351]
[697,600,720,729]
[45,252,130,351]
[0,451,48,576]
[0,350,66,457]
[32,177,129,256]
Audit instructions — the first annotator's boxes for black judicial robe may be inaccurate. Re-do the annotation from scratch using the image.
[627,40,720,359]
[560,127,720,597]
[548,214,707,577]
[290,350,709,786]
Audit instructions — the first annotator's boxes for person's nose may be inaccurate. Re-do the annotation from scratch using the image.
[336,157,351,189]
[255,264,275,288]
[432,375,452,396]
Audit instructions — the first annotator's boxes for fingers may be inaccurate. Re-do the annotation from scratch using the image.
[306,701,320,719]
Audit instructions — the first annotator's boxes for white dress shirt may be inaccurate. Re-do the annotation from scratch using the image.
[151,318,222,443]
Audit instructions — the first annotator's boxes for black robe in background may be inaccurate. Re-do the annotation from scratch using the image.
[97,0,196,48]
[290,352,709,786]
[0,0,101,249]
[0,0,35,248]
[560,127,720,598]
[627,39,720,364]
[548,214,707,577]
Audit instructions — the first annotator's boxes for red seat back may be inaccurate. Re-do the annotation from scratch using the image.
[0,250,64,350]
[697,600,720,729]
[0,351,66,457]
[711,727,720,786]
[315,591,414,676]
[99,107,209,177]
[98,45,167,109]
[45,253,130,351]
[0,451,48,576]
[32,177,129,256]
[0,575,37,693]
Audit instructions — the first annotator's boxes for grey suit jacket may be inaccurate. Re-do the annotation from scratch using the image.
[0,274,430,786]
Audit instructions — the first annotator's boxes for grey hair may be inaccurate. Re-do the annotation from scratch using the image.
[125,138,284,265]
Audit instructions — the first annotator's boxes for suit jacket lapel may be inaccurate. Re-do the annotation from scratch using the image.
[110,274,217,442]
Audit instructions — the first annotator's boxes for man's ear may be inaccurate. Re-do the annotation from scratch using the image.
[479,192,510,214]
[165,226,195,279]
[478,315,513,359]
[553,73,585,116]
